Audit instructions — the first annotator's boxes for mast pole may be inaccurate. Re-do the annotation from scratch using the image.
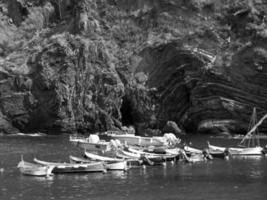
[240,112,267,145]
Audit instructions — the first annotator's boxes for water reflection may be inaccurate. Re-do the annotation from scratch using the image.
[54,173,105,181]
[249,169,264,179]
[231,155,264,161]
[109,171,128,179]
[19,175,55,187]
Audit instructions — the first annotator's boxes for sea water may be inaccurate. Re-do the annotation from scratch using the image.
[0,134,267,200]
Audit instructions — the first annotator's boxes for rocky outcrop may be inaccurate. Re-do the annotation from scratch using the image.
[0,0,267,135]
[133,0,267,134]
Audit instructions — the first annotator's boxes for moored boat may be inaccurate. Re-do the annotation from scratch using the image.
[127,147,177,160]
[208,108,267,156]
[104,160,128,171]
[69,155,128,171]
[228,146,264,155]
[183,145,203,155]
[118,149,141,159]
[108,133,180,147]
[34,158,106,173]
[179,150,211,163]
[108,134,166,147]
[17,159,54,177]
[69,155,92,164]
[84,151,123,162]
[207,142,229,159]
[207,142,226,152]
[69,134,109,152]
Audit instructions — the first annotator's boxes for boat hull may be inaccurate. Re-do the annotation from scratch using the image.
[69,155,128,171]
[84,151,123,162]
[110,135,166,147]
[17,160,54,176]
[105,161,128,171]
[34,158,106,173]
[70,141,108,152]
[228,146,264,155]
[208,143,264,156]
[51,163,105,173]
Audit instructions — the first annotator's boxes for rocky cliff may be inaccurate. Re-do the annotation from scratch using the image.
[0,0,267,135]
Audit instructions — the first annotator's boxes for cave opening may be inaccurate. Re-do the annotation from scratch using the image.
[120,96,134,126]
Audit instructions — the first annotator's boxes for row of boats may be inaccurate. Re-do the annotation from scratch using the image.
[17,108,267,177]
[17,136,180,177]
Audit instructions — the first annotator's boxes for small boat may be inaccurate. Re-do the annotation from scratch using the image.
[115,152,143,167]
[34,158,106,173]
[104,160,128,171]
[117,149,142,160]
[121,149,170,165]
[17,158,54,177]
[69,155,128,171]
[70,135,109,152]
[143,146,168,154]
[207,142,229,159]
[228,146,264,155]
[183,145,203,155]
[141,156,166,166]
[179,150,210,163]
[127,147,176,160]
[208,108,266,156]
[69,155,93,164]
[165,148,181,156]
[207,142,226,152]
[108,134,168,147]
[84,151,123,162]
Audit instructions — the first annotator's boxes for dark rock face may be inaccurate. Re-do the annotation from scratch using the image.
[30,36,124,133]
[131,0,267,134]
[1,35,125,133]
[0,0,267,135]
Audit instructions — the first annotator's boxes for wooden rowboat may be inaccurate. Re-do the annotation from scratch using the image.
[104,160,128,171]
[179,150,209,163]
[34,158,106,173]
[108,134,168,147]
[69,155,92,164]
[207,142,229,159]
[17,159,54,177]
[69,155,128,171]
[84,151,123,162]
[127,147,176,160]
[183,145,203,155]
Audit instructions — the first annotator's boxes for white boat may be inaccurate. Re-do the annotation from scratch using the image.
[179,150,208,163]
[165,148,181,156]
[17,159,54,176]
[33,158,106,173]
[69,135,109,152]
[69,155,92,164]
[118,149,141,159]
[109,134,167,146]
[127,147,176,159]
[183,145,203,154]
[104,160,128,171]
[84,151,123,162]
[208,108,266,156]
[207,142,226,152]
[69,155,128,171]
[207,142,229,158]
[228,146,264,155]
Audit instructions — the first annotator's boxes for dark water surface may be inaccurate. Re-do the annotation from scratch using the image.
[1,134,267,200]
